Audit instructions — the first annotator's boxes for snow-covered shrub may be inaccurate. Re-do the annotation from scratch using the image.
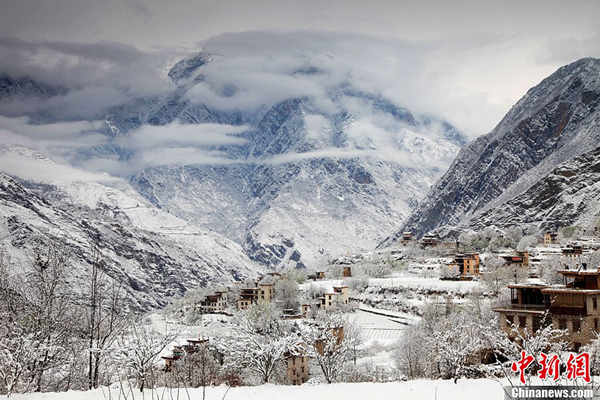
[342,276,369,293]
[217,302,302,384]
[517,235,539,251]
[274,278,300,312]
[537,255,565,285]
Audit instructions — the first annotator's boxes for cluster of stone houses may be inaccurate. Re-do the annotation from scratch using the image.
[162,323,345,385]
[193,272,350,317]
[441,229,599,279]
[400,231,457,250]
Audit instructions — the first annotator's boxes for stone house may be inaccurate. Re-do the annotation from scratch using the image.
[447,253,480,276]
[285,352,309,385]
[199,291,228,313]
[493,266,600,351]
[320,286,349,310]
[544,232,558,246]
[501,250,530,268]
[400,232,414,246]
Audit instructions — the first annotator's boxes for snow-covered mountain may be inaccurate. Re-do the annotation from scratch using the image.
[467,145,600,231]
[0,145,261,310]
[104,47,466,270]
[385,57,600,241]
[0,33,468,276]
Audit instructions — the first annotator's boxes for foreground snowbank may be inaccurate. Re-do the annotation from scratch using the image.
[2,379,507,400]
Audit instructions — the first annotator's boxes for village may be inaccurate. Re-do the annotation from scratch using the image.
[156,226,600,388]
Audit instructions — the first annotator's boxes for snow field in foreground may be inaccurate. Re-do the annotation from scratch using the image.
[1,378,508,400]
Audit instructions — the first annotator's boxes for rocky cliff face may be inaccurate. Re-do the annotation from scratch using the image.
[468,145,600,231]
[104,49,467,269]
[0,37,468,279]
[385,58,600,241]
[0,146,261,310]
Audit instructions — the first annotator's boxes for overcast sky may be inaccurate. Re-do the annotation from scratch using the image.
[0,0,599,181]
[2,0,599,133]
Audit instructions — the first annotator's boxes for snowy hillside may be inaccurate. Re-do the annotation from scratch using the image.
[468,145,600,231]
[99,36,467,270]
[0,145,261,310]
[386,57,600,241]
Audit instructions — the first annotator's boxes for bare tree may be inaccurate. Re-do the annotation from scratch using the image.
[218,301,302,383]
[80,244,128,390]
[303,313,353,383]
[112,318,178,392]
[171,343,219,400]
[481,257,513,295]
[393,324,427,379]
[274,278,300,312]
[21,240,78,392]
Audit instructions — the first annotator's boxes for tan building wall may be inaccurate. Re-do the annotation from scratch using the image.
[258,284,274,301]
[286,355,309,385]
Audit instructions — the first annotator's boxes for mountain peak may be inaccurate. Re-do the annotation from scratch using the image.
[167,51,217,84]
[383,57,600,242]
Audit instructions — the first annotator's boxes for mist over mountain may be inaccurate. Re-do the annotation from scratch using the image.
[4,32,598,295]
[104,34,466,269]
[0,32,467,273]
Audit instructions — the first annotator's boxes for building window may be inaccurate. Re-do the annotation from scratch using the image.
[559,319,567,330]
[573,319,581,333]
[595,318,599,331]
[594,298,598,310]
[506,316,514,326]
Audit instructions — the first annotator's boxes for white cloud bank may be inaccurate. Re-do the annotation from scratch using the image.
[0,28,598,182]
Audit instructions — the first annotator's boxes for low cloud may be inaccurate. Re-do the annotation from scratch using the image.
[0,146,116,183]
[1,29,594,182]
[0,36,180,119]
[121,121,249,149]
[92,121,252,175]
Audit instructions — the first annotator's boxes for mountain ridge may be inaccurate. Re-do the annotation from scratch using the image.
[383,57,600,243]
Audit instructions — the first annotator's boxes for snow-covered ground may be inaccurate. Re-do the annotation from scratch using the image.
[369,274,480,293]
[1,379,510,400]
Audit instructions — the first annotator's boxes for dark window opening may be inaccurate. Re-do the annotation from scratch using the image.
[519,316,527,328]
[559,319,567,330]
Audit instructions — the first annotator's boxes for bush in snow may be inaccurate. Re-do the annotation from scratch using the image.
[274,278,300,312]
[537,255,565,285]
[217,301,303,384]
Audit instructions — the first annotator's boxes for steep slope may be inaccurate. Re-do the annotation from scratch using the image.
[0,146,261,309]
[0,74,65,99]
[468,145,600,231]
[0,35,468,271]
[386,57,600,241]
